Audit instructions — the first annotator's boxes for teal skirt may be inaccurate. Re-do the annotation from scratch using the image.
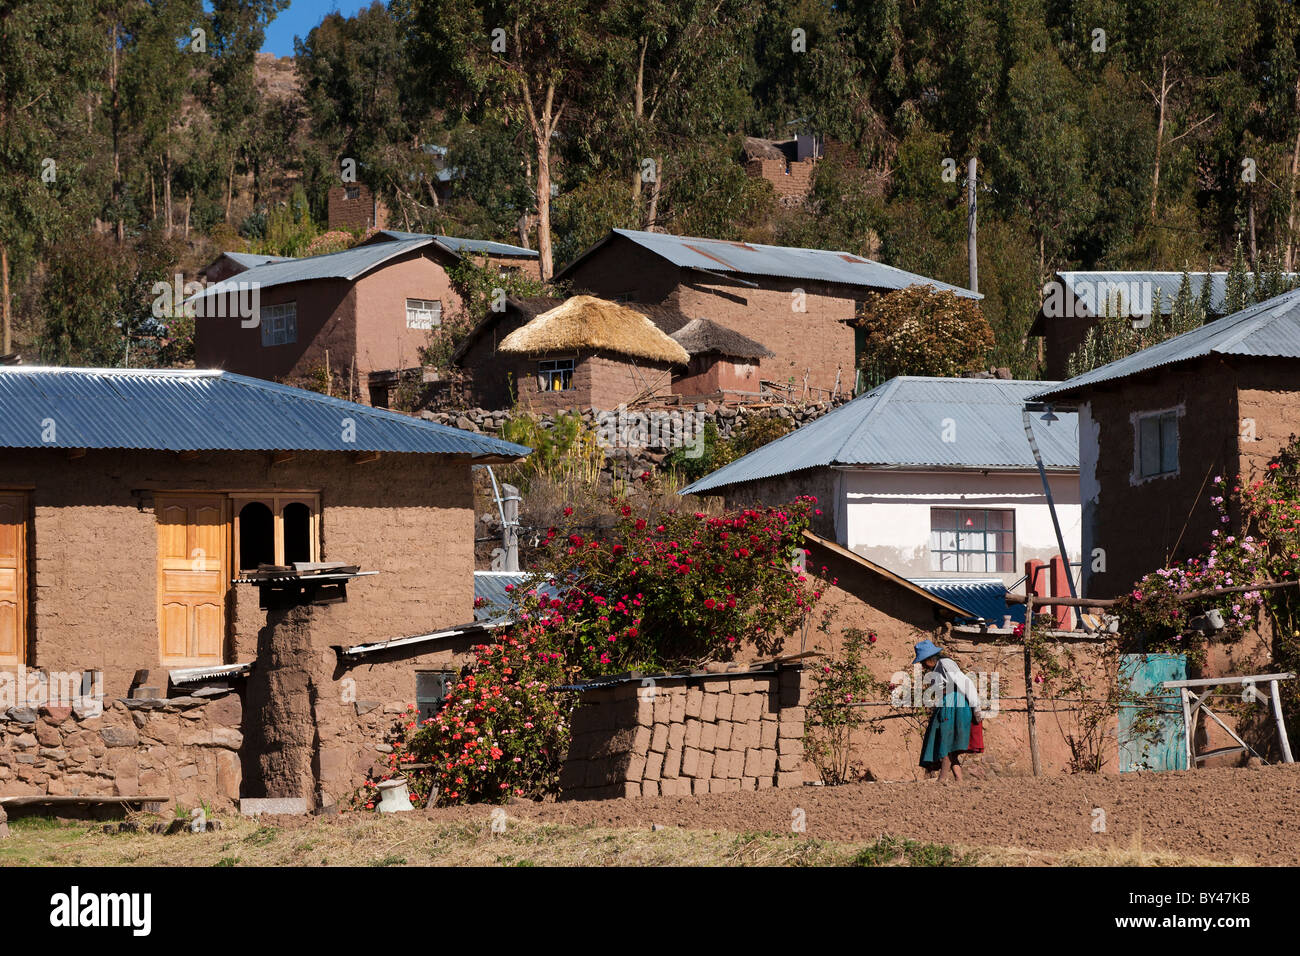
[919,696,974,769]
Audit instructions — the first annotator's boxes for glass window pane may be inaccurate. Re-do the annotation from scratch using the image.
[1139,416,1161,476]
[1160,414,1178,473]
[931,509,957,530]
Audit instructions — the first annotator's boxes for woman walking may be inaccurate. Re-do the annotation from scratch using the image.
[912,639,984,782]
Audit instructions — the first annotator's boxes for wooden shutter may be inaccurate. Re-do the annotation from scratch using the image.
[0,493,27,666]
[156,495,227,666]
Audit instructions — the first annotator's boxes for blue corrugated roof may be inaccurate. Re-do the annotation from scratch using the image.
[1033,285,1300,402]
[191,237,435,302]
[0,368,532,458]
[373,230,539,258]
[1051,271,1300,318]
[221,251,296,269]
[910,578,1024,624]
[473,571,557,621]
[681,377,1079,495]
[558,229,980,298]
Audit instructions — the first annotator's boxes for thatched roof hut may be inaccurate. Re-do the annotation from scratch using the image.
[669,317,773,361]
[497,295,690,365]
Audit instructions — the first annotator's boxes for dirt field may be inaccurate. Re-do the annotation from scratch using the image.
[2,764,1296,866]
[417,763,1300,865]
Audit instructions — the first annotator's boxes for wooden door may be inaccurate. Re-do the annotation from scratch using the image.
[0,493,27,666]
[156,495,227,666]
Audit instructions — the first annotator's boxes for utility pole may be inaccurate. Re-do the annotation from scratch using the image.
[968,158,979,295]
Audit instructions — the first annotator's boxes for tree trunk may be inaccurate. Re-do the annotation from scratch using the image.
[185,191,191,239]
[225,158,235,223]
[644,155,663,231]
[110,22,124,243]
[632,36,647,204]
[536,133,554,280]
[1,244,10,356]
[1150,57,1168,225]
[1285,74,1300,272]
[164,146,173,239]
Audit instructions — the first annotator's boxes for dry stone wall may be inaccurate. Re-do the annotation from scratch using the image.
[0,694,243,811]
[559,665,808,800]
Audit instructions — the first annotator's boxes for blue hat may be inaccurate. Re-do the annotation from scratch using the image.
[912,639,943,664]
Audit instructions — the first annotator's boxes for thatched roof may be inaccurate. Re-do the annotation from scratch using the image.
[742,136,790,162]
[497,295,690,365]
[669,317,773,360]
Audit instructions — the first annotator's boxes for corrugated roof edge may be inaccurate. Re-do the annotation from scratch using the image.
[555,229,982,299]
[0,367,533,459]
[1028,286,1300,403]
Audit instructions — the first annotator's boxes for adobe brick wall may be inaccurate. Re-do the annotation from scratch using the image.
[327,184,390,232]
[561,233,860,397]
[507,350,677,415]
[1082,358,1239,598]
[352,248,465,382]
[673,356,764,398]
[558,665,808,799]
[744,157,816,200]
[0,695,243,811]
[0,448,475,700]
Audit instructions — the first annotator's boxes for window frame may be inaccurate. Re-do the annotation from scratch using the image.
[928,507,1017,573]
[231,493,321,572]
[259,301,298,348]
[405,297,443,330]
[537,356,576,392]
[1131,406,1182,483]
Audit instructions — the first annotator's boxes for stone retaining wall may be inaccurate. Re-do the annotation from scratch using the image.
[0,695,243,811]
[558,665,808,800]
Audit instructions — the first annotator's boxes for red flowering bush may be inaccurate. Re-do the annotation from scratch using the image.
[352,495,823,808]
[519,494,822,674]
[347,705,433,810]
[404,629,574,806]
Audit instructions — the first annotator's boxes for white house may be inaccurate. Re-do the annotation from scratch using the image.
[680,377,1082,592]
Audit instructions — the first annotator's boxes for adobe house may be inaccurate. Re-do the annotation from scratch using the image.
[493,296,690,413]
[327,182,391,233]
[0,367,529,808]
[192,231,539,405]
[682,377,1082,590]
[555,228,978,398]
[666,317,773,399]
[1031,288,1300,599]
[741,135,820,202]
[1029,271,1234,379]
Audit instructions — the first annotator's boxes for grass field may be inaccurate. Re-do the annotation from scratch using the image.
[0,812,1227,867]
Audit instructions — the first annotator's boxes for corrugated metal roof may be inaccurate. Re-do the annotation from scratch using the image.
[1054,270,1300,317]
[473,571,557,621]
[681,377,1078,494]
[0,367,532,458]
[221,251,296,269]
[559,229,981,298]
[1032,286,1300,402]
[374,230,539,258]
[910,578,1024,624]
[190,237,435,301]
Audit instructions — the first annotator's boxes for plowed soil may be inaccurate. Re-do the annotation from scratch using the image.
[426,764,1300,864]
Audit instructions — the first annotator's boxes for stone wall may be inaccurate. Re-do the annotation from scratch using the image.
[0,694,243,811]
[558,664,808,800]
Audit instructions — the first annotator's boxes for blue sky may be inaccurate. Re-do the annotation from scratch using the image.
[260,0,378,56]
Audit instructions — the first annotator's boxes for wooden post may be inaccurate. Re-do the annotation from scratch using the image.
[1024,594,1041,776]
[1270,679,1294,763]
[1180,687,1194,770]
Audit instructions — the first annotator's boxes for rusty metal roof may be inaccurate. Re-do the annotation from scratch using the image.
[557,229,981,298]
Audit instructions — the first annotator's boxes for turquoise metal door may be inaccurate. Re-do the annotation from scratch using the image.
[1119,653,1188,772]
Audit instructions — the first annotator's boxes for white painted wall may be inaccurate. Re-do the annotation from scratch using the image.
[839,467,1082,587]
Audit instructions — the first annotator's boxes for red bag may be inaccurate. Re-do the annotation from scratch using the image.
[966,720,985,754]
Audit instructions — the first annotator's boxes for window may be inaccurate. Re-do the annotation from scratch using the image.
[416,671,454,723]
[538,358,574,391]
[930,508,1015,573]
[1136,409,1179,479]
[344,186,361,200]
[232,494,320,571]
[260,302,297,347]
[406,298,442,330]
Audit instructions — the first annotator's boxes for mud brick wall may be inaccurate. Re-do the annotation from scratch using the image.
[559,666,808,800]
[0,695,243,811]
[745,157,816,199]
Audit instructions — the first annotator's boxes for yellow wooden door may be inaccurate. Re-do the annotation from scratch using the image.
[0,493,27,666]
[156,495,227,666]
